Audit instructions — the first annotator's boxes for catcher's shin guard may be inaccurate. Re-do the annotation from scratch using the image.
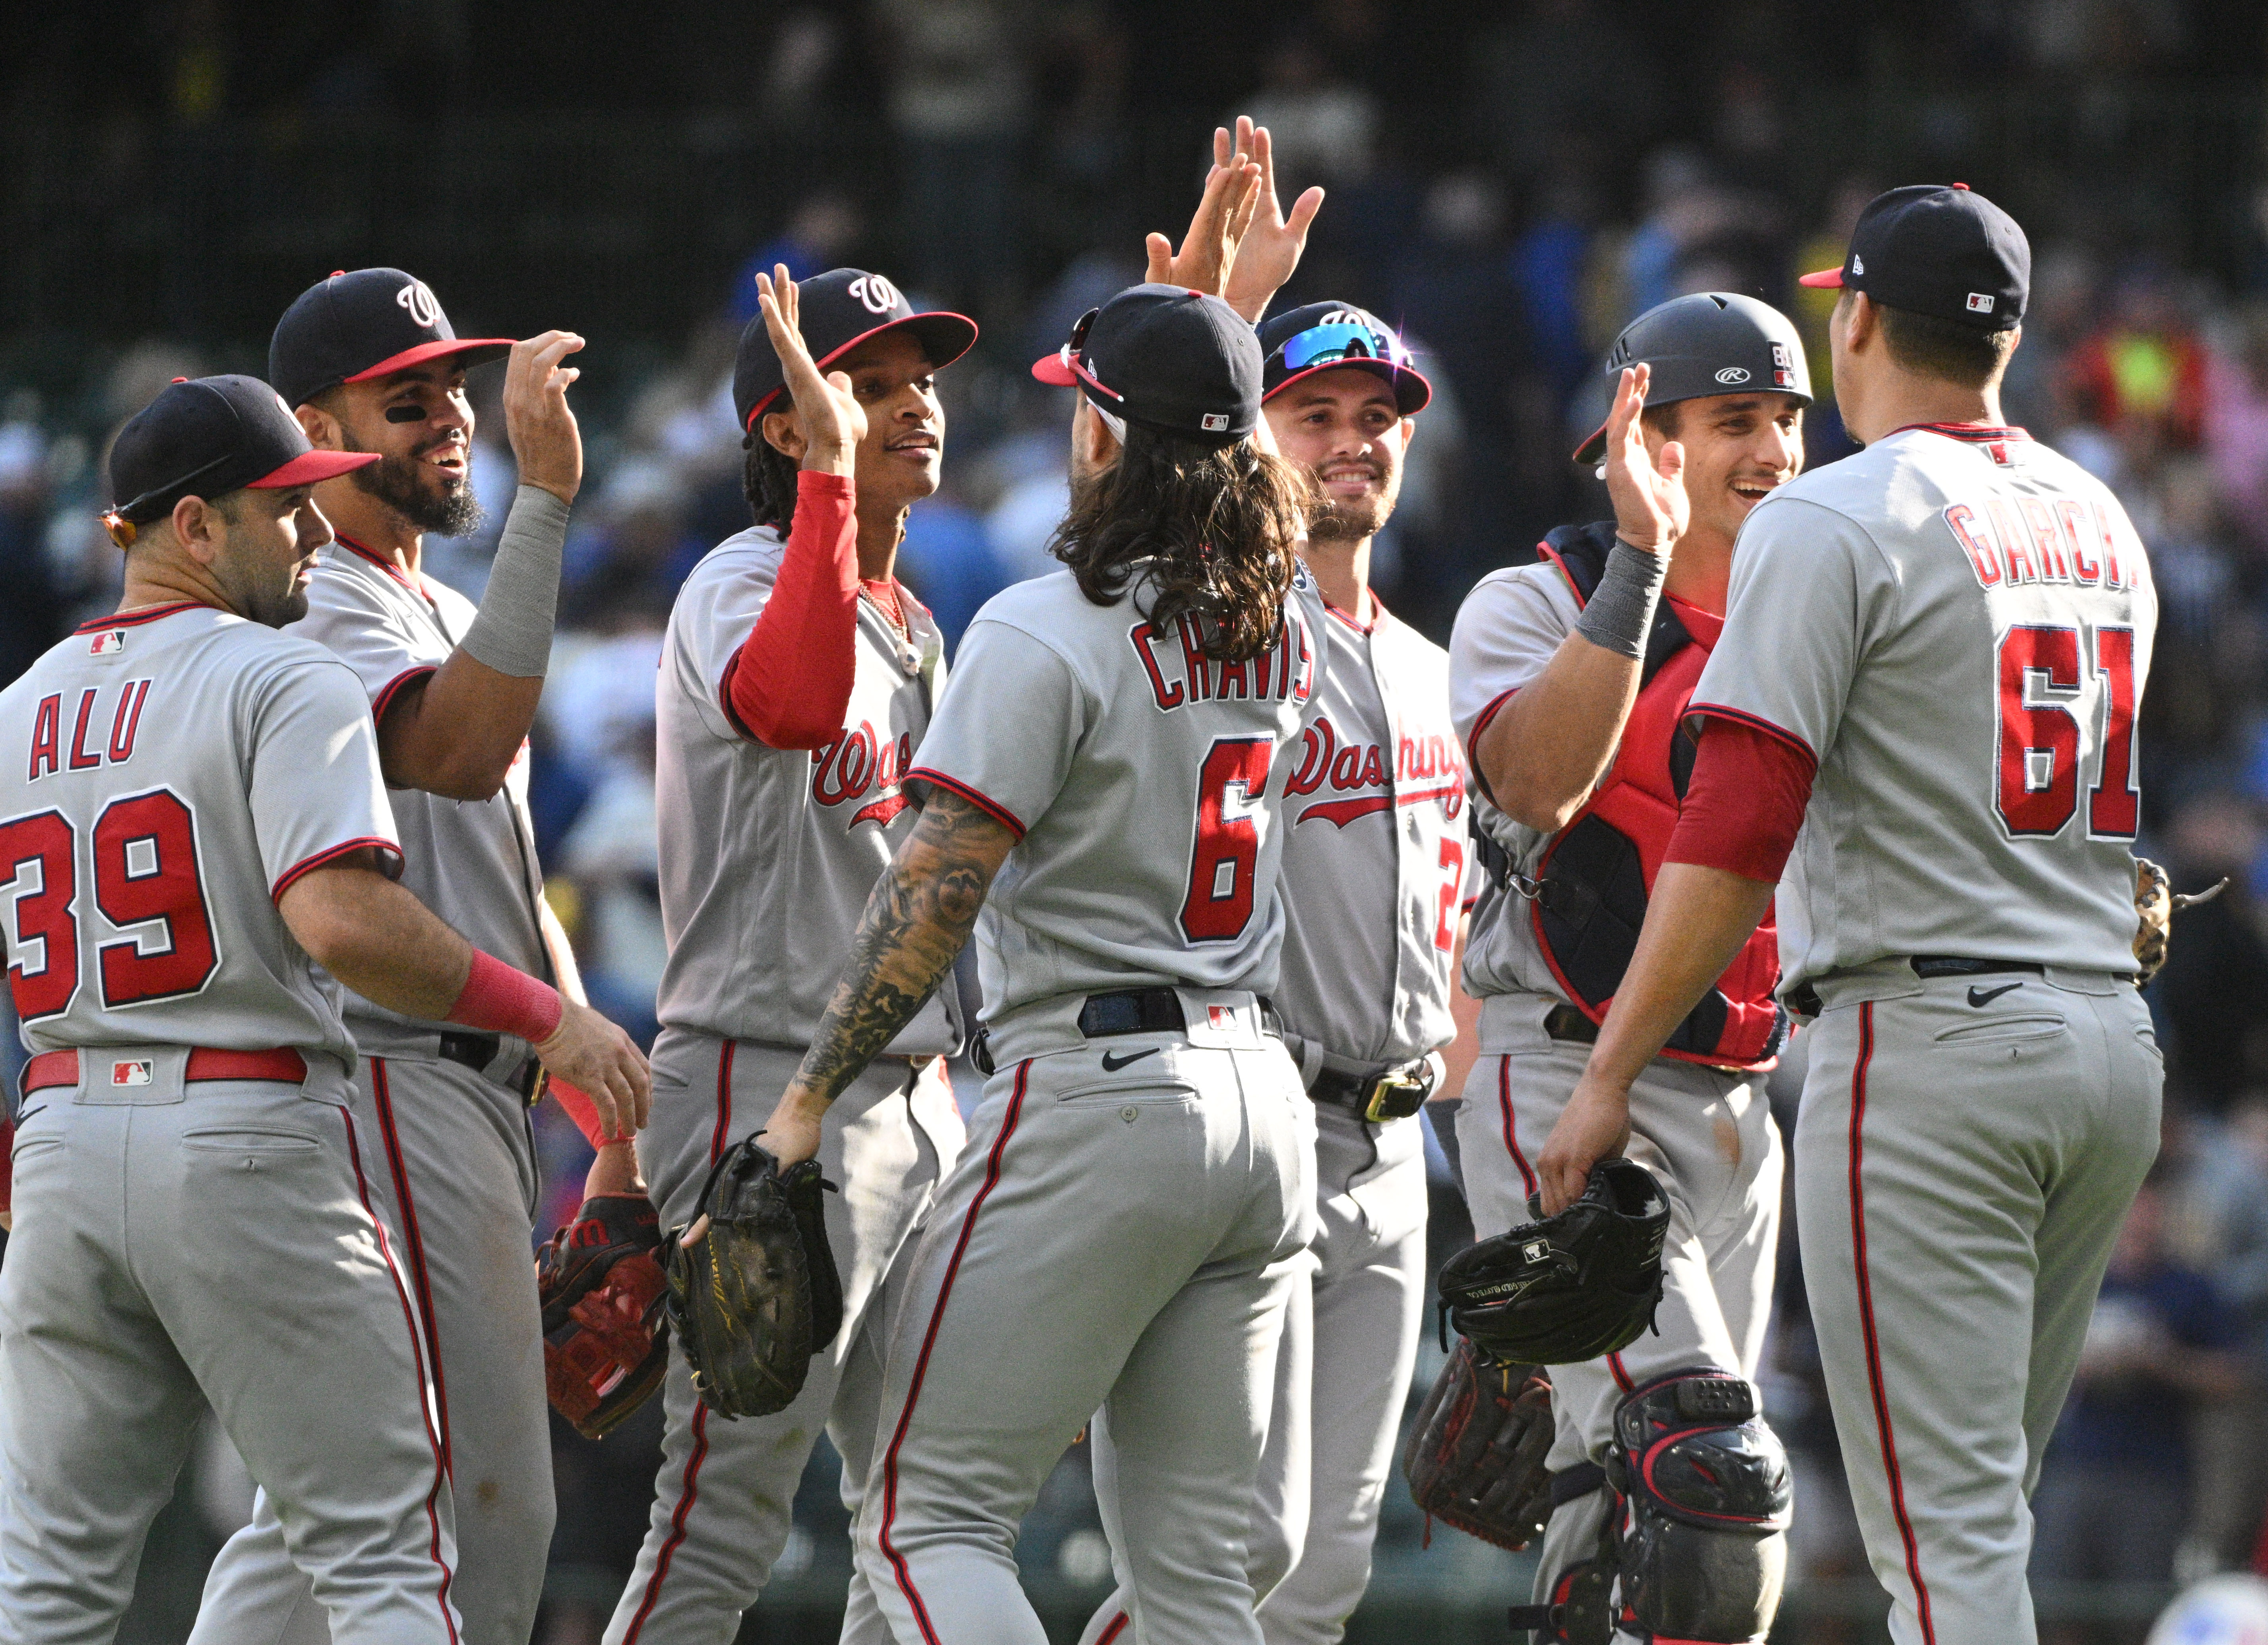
[1605,1369,1792,1643]
[1507,1465,1619,1644]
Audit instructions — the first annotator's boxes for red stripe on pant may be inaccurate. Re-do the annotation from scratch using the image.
[1498,1058,1537,1199]
[338,1105,461,1643]
[620,1038,737,1643]
[1847,1003,1938,1643]
[370,1058,454,1473]
[876,1059,1033,1645]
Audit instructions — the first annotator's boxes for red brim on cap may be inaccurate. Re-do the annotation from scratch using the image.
[343,337,519,384]
[250,450,381,489]
[744,312,980,429]
[1031,351,1079,387]
[1798,268,1845,288]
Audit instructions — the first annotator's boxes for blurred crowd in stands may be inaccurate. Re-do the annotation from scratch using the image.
[8,1,2268,1638]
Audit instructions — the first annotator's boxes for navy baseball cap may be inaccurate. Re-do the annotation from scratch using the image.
[734,268,977,433]
[1258,303,1431,415]
[1800,183,2029,331]
[1572,293,1812,465]
[270,268,516,409]
[107,375,379,531]
[1032,284,1262,446]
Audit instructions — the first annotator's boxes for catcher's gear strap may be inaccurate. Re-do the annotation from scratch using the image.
[1439,1157,1670,1365]
[1606,1369,1792,1643]
[538,1193,670,1440]
[1551,1460,1606,1508]
[1507,1486,1622,1644]
[1402,1338,1555,1552]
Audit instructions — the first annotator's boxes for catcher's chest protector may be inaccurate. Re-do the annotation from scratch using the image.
[1529,523,1787,1069]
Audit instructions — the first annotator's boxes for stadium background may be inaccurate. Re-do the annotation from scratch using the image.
[6,2,2268,1639]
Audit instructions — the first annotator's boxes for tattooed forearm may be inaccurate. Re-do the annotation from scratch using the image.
[790,790,1015,1106]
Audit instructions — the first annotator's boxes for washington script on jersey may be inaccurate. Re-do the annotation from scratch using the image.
[1286,714,1467,830]
[810,720,915,828]
[1129,611,1316,712]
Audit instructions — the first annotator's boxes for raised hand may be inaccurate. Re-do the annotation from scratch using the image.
[1217,119,1325,324]
[501,330,586,503]
[755,265,866,475]
[1143,154,1264,300]
[1603,364,1688,555]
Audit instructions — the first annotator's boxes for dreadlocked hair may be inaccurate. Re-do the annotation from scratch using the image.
[744,426,802,531]
[1049,425,1316,662]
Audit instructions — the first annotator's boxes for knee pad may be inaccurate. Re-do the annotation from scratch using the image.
[1603,1370,1792,1644]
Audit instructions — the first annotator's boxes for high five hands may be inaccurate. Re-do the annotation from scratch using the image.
[754,265,866,475]
[1146,117,1326,324]
[1603,363,1689,556]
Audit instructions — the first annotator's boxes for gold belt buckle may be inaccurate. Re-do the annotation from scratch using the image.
[1363,1071,1429,1123]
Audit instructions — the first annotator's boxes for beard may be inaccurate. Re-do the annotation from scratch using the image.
[344,433,484,538]
[1306,467,1394,543]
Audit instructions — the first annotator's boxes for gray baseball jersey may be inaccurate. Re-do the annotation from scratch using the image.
[1689,423,2156,987]
[1272,603,1467,1071]
[1446,562,1587,1010]
[905,567,1325,1043]
[0,603,401,1066]
[290,533,552,1050]
[653,524,959,1055]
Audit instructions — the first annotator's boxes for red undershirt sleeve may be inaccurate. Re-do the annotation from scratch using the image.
[721,469,859,750]
[1663,718,1818,884]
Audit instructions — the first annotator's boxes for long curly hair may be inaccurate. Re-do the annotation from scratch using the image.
[744,426,801,531]
[1049,424,1315,662]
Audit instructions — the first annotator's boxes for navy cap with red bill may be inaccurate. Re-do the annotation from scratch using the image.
[1799,182,2030,331]
[104,375,378,544]
[1033,283,1262,446]
[1257,302,1431,414]
[269,268,516,410]
[733,268,977,434]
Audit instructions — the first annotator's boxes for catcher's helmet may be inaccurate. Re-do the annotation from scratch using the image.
[1574,292,1812,465]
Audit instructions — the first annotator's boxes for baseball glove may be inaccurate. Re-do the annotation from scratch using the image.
[1439,1157,1671,1366]
[1403,1336,1556,1551]
[662,1138,843,1421]
[2134,857,2173,984]
[537,1192,671,1440]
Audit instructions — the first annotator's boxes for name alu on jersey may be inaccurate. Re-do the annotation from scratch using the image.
[809,720,915,829]
[26,680,152,780]
[1128,613,1316,716]
[1284,713,1467,828]
[1942,495,2140,594]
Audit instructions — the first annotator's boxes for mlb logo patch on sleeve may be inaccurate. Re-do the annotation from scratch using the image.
[110,1059,154,1087]
[90,631,126,656]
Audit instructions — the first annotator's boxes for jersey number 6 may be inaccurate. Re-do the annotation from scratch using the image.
[0,789,220,1020]
[1996,624,2139,840]
[1181,736,1275,944]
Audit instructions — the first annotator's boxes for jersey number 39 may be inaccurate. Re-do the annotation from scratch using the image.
[1997,624,2138,840]
[0,789,219,1020]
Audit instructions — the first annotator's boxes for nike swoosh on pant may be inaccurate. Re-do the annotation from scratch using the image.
[1099,1048,1161,1071]
[1967,983,2024,1007]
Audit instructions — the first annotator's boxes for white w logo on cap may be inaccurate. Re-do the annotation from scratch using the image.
[395,279,442,330]
[847,275,900,316]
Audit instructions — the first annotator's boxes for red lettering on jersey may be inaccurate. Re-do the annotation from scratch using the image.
[107,681,150,764]
[1330,745,1362,789]
[1216,656,1249,699]
[1130,623,1184,711]
[1285,716,1334,796]
[813,722,876,806]
[67,690,103,771]
[27,695,60,781]
[1987,500,2038,584]
[1251,640,1274,700]
[1177,619,1213,702]
[2054,500,2100,585]
[851,793,913,828]
[2021,499,2072,583]
[1945,504,2003,587]
[1358,745,1386,787]
[2091,501,2128,592]
[1301,795,1392,828]
[1291,617,1315,703]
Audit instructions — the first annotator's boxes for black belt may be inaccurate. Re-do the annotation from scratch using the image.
[1909,956,2046,980]
[1543,1003,1598,1045]
[438,1030,541,1102]
[1310,1058,1434,1122]
[970,990,1284,1075]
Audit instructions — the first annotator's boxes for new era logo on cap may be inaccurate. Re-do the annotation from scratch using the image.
[1851,254,1865,275]
[1968,292,1996,313]
[111,1059,153,1087]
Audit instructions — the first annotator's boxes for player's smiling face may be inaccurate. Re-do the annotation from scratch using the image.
[210,483,334,629]
[328,361,481,537]
[1266,368,1412,544]
[1650,392,1805,548]
[838,331,945,514]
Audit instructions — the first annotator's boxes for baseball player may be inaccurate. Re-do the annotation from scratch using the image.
[1448,293,1812,1643]
[190,268,626,1645]
[1078,300,1460,1645]
[603,265,977,1645]
[1537,185,2161,1645]
[748,253,1326,1644]
[0,375,644,1644]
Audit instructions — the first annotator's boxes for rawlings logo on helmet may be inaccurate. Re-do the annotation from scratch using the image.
[1715,366,1751,384]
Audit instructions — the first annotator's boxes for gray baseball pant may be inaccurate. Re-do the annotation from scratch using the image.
[1795,962,2160,1645]
[853,1035,1315,1645]
[605,1033,962,1645]
[191,1051,549,1645]
[1077,1098,1429,1645]
[0,1056,461,1645]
